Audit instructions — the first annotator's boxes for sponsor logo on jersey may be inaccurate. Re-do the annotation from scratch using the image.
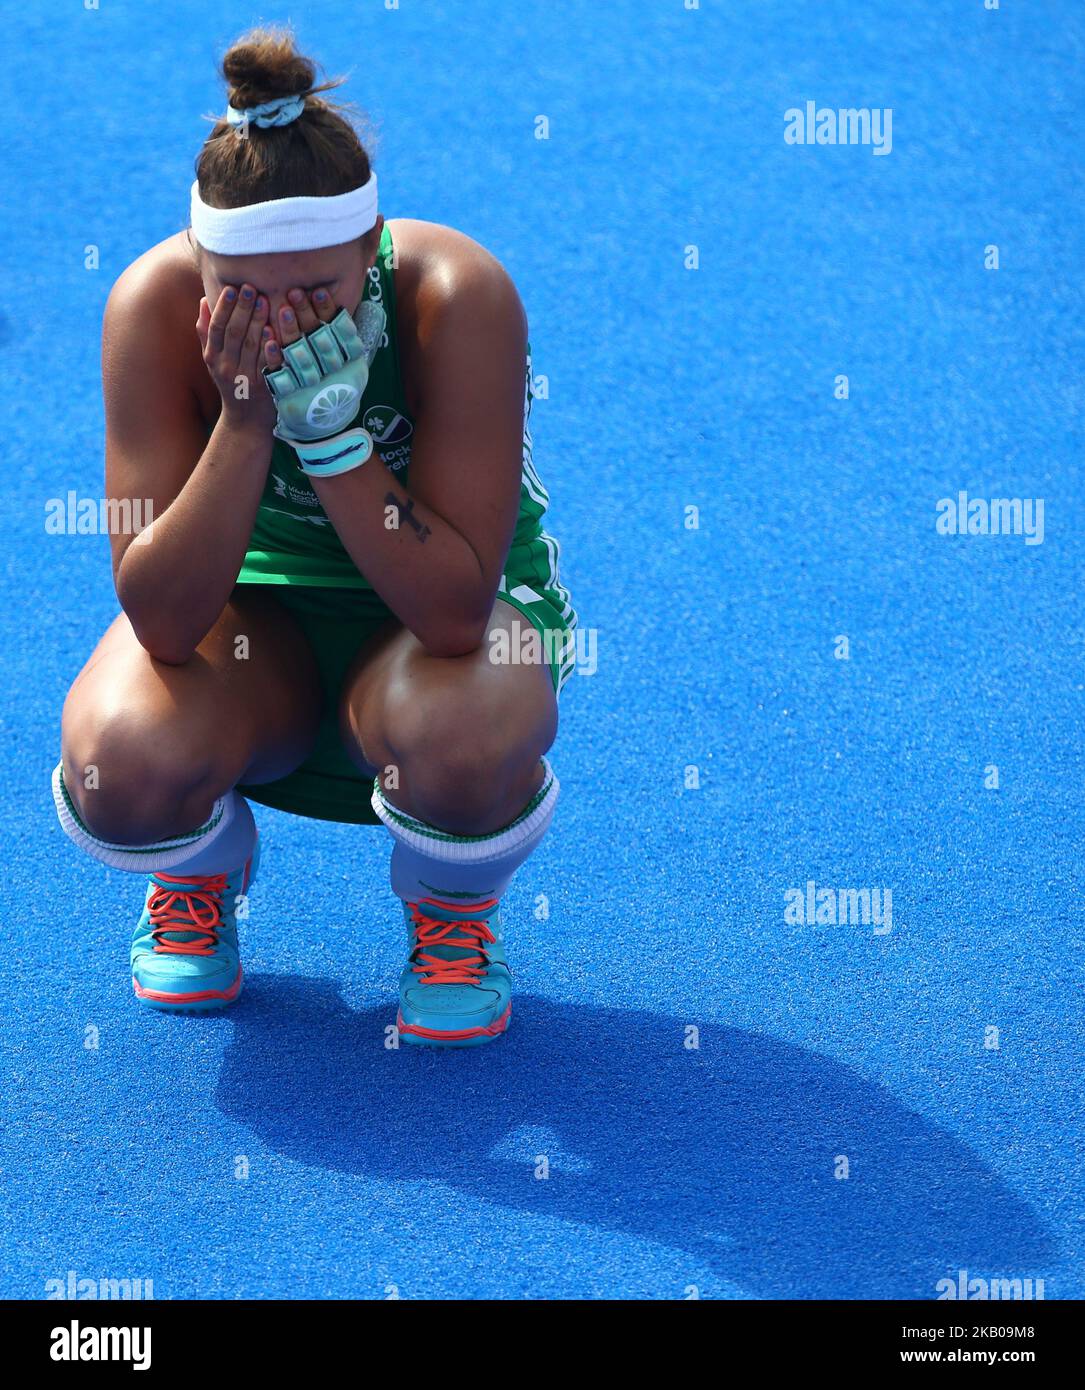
[271,472,321,508]
[365,262,389,350]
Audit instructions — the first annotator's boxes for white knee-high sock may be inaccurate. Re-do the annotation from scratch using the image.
[371,757,559,902]
[52,762,257,876]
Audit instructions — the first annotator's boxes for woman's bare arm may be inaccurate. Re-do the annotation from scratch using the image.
[103,256,276,663]
[307,257,527,655]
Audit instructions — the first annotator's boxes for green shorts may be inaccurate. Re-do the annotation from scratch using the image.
[236,579,577,825]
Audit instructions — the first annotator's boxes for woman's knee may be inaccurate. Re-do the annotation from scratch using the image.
[376,672,552,832]
[61,682,227,844]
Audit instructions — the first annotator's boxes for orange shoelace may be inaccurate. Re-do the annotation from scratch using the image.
[147,874,228,956]
[409,899,498,986]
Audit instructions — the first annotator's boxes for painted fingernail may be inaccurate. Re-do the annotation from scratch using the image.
[314,289,327,303]
[288,288,305,304]
[255,295,266,312]
[225,288,237,301]
[283,308,294,321]
[242,286,254,300]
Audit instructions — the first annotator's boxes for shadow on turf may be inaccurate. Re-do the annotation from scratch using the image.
[217,974,1053,1298]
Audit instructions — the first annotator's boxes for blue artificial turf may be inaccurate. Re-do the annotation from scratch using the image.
[1,0,1081,1299]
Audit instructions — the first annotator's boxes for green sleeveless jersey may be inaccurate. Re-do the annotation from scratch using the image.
[236,223,576,641]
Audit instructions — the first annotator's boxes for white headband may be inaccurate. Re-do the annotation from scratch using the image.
[189,173,379,254]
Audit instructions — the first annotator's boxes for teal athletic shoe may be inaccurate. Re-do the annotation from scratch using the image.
[130,837,259,1012]
[397,895,511,1047]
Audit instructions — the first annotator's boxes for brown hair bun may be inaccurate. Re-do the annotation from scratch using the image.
[222,26,317,111]
[194,25,376,212]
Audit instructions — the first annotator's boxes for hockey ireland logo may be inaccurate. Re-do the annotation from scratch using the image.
[363,404,414,447]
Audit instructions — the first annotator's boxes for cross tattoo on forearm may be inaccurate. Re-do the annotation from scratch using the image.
[385,491,432,543]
